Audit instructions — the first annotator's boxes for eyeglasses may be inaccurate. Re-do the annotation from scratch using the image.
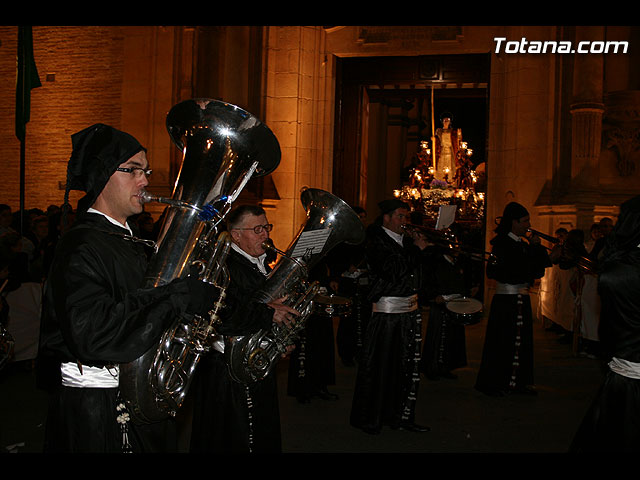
[116,167,153,178]
[235,224,273,234]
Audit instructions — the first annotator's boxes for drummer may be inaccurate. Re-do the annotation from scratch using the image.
[420,238,478,380]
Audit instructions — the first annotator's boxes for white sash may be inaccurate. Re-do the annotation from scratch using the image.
[609,357,640,380]
[372,294,418,314]
[495,282,530,295]
[60,362,119,388]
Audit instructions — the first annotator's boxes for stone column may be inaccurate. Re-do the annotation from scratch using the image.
[264,26,334,248]
[568,26,605,230]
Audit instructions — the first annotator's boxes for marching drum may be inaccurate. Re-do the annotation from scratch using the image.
[313,294,352,318]
[445,297,483,326]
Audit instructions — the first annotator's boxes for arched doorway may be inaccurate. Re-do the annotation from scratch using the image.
[332,53,490,296]
[332,53,490,213]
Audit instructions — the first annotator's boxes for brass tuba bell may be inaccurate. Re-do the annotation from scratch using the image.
[119,98,281,424]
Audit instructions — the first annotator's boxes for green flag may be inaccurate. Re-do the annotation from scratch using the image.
[16,26,42,142]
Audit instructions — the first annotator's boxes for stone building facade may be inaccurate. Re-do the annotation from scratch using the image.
[1,25,638,254]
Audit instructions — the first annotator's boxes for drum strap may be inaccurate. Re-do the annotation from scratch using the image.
[372,294,418,314]
[495,282,529,295]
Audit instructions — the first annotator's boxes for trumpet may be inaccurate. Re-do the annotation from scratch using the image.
[494,216,560,245]
[527,228,560,244]
[401,223,453,241]
[401,223,495,263]
[527,227,598,274]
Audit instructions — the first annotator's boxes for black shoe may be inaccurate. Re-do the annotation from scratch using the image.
[393,422,431,433]
[545,323,564,333]
[511,385,538,396]
[315,388,339,401]
[557,333,572,344]
[360,426,381,435]
[478,388,507,397]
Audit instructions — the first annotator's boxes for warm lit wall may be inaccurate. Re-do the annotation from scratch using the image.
[486,26,558,234]
[263,26,335,250]
[3,25,637,247]
[323,25,639,236]
[0,25,178,219]
[0,26,126,212]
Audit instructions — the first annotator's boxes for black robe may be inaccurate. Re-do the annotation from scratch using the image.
[571,248,640,451]
[420,251,468,377]
[38,212,192,453]
[474,233,549,395]
[350,224,425,432]
[190,248,282,453]
[287,260,337,401]
[330,241,371,364]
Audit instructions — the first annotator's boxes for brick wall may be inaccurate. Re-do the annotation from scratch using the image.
[0,25,125,212]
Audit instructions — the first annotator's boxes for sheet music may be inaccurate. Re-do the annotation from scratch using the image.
[291,229,331,258]
[435,205,457,231]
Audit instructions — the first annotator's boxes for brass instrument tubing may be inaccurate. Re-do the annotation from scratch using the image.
[401,224,494,260]
[527,228,559,244]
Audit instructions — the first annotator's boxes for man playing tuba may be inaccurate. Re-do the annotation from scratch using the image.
[190,204,298,453]
[38,124,220,453]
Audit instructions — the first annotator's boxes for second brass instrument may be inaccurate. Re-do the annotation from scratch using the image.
[224,188,366,384]
[402,223,495,263]
[527,227,597,274]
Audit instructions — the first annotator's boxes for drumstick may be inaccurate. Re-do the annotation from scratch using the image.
[0,279,8,295]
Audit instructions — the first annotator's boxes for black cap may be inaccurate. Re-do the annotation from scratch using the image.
[378,199,410,215]
[495,202,529,235]
[65,123,145,213]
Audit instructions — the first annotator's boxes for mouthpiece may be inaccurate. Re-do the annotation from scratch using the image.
[137,191,200,211]
[137,191,155,203]
[262,239,276,251]
[262,239,288,257]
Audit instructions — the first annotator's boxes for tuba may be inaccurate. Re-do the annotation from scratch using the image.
[119,98,281,424]
[225,188,366,384]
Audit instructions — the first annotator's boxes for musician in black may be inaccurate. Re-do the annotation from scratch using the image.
[286,257,340,403]
[571,195,640,451]
[474,202,550,397]
[332,206,370,367]
[38,124,216,453]
[420,244,471,380]
[190,204,298,453]
[350,199,430,435]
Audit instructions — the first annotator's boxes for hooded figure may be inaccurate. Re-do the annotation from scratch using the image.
[494,201,529,236]
[571,195,640,452]
[38,123,218,453]
[64,123,146,214]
